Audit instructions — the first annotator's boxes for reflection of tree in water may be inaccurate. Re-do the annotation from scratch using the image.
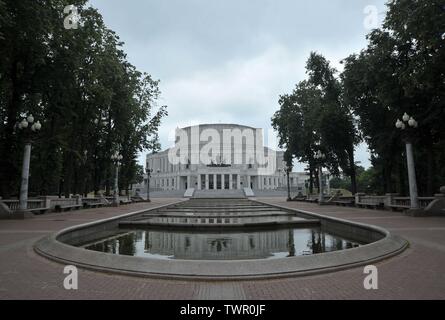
[334,237,346,251]
[287,229,295,257]
[117,233,136,256]
[309,231,358,253]
[249,236,255,249]
[109,240,117,254]
[208,238,231,252]
[185,236,191,250]
[308,229,326,254]
[144,231,151,251]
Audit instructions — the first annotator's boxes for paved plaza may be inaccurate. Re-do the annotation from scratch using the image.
[0,198,444,300]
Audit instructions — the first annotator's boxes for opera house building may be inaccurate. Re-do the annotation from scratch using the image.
[146,124,298,192]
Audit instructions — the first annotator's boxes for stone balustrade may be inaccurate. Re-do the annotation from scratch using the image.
[351,189,445,215]
[1,199,47,211]
[0,194,130,219]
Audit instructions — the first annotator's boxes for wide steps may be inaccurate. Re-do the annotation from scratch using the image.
[193,190,246,199]
[119,198,319,230]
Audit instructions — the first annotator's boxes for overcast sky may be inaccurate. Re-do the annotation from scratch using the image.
[88,0,387,171]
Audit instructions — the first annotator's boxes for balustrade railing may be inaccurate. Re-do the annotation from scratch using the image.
[390,196,434,208]
[50,198,78,208]
[1,199,46,211]
[357,196,386,205]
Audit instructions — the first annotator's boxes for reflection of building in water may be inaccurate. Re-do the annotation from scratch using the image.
[143,229,291,260]
[84,229,361,260]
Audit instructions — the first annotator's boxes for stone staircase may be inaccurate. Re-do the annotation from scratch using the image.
[193,189,246,199]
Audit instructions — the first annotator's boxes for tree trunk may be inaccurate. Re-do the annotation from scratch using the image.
[398,159,406,196]
[286,171,291,199]
[105,165,111,196]
[348,147,357,195]
[309,168,314,194]
[426,144,434,196]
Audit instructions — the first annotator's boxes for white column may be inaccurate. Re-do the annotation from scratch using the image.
[205,174,209,190]
[221,174,225,190]
[187,175,191,190]
[406,142,419,209]
[236,174,241,190]
[327,176,331,195]
[213,174,217,190]
[247,175,251,189]
[197,174,202,190]
[319,166,324,203]
[19,143,32,211]
[229,174,233,190]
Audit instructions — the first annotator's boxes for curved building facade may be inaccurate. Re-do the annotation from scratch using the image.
[146,124,289,191]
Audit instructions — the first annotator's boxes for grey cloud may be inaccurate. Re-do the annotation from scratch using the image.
[88,0,387,168]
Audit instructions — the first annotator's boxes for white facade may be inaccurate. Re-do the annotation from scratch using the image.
[146,124,296,191]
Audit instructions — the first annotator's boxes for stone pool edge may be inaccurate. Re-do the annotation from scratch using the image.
[34,200,408,281]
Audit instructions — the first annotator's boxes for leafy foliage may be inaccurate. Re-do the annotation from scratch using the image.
[273,0,445,196]
[0,0,167,197]
[342,0,445,195]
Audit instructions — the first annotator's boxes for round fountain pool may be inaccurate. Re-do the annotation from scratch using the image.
[77,227,363,261]
[34,199,408,279]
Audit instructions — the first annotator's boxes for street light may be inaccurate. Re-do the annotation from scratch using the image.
[395,113,419,209]
[146,167,153,202]
[17,115,42,212]
[314,150,326,204]
[282,166,292,201]
[111,151,123,206]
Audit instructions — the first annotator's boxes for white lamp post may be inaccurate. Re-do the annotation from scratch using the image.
[314,150,326,204]
[395,113,419,209]
[111,151,123,206]
[17,115,42,212]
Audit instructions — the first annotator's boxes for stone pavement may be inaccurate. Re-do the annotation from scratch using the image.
[0,197,444,300]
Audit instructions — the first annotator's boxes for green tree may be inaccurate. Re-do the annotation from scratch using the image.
[342,0,445,196]
[0,0,167,198]
[306,52,361,195]
[272,53,360,194]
